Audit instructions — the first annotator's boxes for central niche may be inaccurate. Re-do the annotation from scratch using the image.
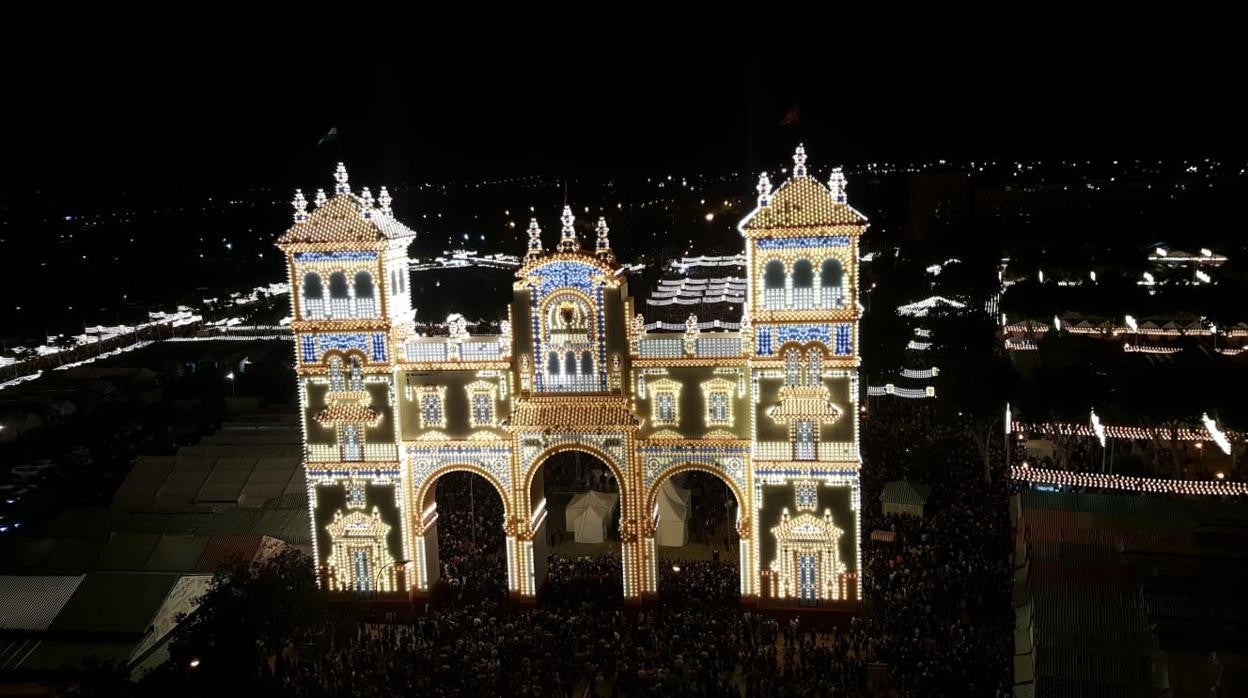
[542,294,598,391]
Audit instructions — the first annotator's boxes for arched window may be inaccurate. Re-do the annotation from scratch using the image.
[581,351,593,376]
[354,272,376,317]
[791,259,814,309]
[820,259,845,308]
[303,273,324,298]
[303,273,325,318]
[328,356,345,391]
[328,272,350,318]
[347,357,364,391]
[548,352,560,375]
[785,348,802,387]
[806,350,822,387]
[763,260,786,310]
[564,352,577,376]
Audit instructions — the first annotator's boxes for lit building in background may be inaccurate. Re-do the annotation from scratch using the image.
[276,146,865,604]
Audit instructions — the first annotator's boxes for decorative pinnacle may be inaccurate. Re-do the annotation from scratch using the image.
[333,162,350,195]
[595,216,614,261]
[314,188,327,208]
[378,186,392,215]
[360,187,375,219]
[292,189,309,223]
[828,167,847,204]
[793,143,808,177]
[525,218,543,260]
[557,205,578,252]
[756,172,773,206]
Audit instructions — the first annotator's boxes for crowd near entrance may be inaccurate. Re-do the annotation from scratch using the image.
[427,470,507,604]
[652,469,742,605]
[530,449,625,602]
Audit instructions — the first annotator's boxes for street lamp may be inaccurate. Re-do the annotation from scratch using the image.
[225,371,236,397]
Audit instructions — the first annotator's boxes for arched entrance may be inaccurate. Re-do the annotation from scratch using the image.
[646,466,746,603]
[528,448,625,605]
[411,465,511,599]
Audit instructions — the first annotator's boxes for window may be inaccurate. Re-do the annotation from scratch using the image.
[785,348,802,387]
[656,393,676,423]
[581,351,593,376]
[791,260,814,309]
[351,549,371,592]
[763,260,786,310]
[548,352,561,375]
[347,357,364,391]
[647,378,681,427]
[709,392,730,424]
[701,377,735,427]
[416,386,447,429]
[820,259,845,308]
[341,424,362,461]
[303,273,325,318]
[471,393,493,426]
[328,272,350,318]
[328,356,346,391]
[564,352,577,376]
[354,272,376,317]
[806,350,822,387]
[466,381,498,428]
[346,482,367,509]
[794,420,816,460]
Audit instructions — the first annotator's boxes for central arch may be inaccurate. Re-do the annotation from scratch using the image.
[526,445,628,604]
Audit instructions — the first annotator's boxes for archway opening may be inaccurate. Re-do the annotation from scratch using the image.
[653,470,741,605]
[530,449,623,606]
[425,470,507,605]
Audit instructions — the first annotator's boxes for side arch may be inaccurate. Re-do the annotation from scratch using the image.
[644,462,746,528]
[413,462,514,531]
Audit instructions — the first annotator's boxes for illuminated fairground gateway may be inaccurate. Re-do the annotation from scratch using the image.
[276,147,865,605]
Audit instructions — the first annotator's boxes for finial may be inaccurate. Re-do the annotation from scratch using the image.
[595,216,614,262]
[828,167,847,204]
[291,189,309,223]
[314,188,327,208]
[378,186,392,215]
[756,172,773,206]
[557,205,578,252]
[333,162,350,195]
[360,187,375,219]
[793,143,808,177]
[525,218,543,261]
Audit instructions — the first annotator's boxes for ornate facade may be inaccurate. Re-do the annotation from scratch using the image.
[277,146,866,604]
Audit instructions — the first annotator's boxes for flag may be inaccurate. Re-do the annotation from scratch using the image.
[318,127,339,146]
[778,105,800,127]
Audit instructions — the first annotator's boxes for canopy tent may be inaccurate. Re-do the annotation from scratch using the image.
[656,479,692,547]
[565,491,618,544]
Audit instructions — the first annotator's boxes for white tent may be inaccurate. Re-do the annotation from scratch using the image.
[565,490,618,544]
[656,479,692,547]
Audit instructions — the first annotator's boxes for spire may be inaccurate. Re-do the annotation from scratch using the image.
[756,172,773,207]
[525,218,543,261]
[595,216,614,262]
[360,187,375,219]
[792,143,808,177]
[314,188,327,208]
[378,186,392,215]
[557,205,578,252]
[333,162,350,195]
[291,189,309,223]
[828,167,847,204]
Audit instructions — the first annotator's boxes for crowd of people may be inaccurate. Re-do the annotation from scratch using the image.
[858,398,1014,695]
[164,398,1015,696]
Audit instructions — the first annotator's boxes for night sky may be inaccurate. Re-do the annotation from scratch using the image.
[3,8,1246,195]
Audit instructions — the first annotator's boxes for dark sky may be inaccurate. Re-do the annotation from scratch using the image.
[3,8,1246,195]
